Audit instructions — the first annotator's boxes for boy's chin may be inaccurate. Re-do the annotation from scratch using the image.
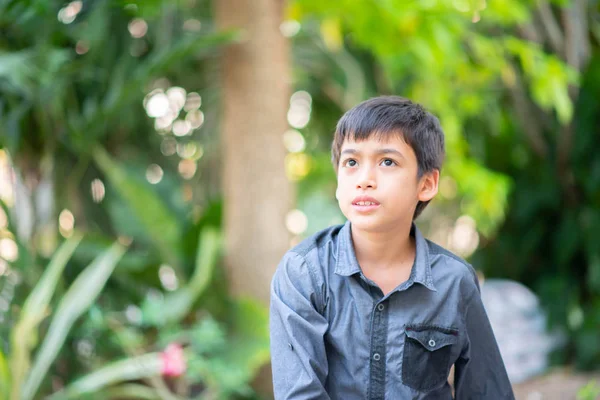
[347,215,399,233]
[346,215,411,233]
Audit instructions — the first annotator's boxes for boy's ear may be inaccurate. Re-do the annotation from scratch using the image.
[418,169,439,203]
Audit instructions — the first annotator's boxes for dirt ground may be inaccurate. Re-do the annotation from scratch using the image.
[512,368,600,400]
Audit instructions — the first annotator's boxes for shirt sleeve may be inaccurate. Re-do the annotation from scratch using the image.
[269,251,331,400]
[454,283,515,400]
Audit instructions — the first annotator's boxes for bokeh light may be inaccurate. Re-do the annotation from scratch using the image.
[182,184,193,202]
[172,120,192,137]
[75,40,89,55]
[167,87,187,113]
[154,116,173,132]
[161,137,178,156]
[439,176,458,200]
[285,153,311,181]
[59,209,75,237]
[0,238,18,262]
[185,110,204,129]
[184,92,202,111]
[280,20,301,37]
[178,160,197,180]
[57,1,82,24]
[125,304,143,325]
[183,19,202,32]
[285,209,308,235]
[90,179,106,203]
[176,142,201,159]
[145,91,170,118]
[159,265,179,291]
[283,129,306,153]
[146,164,164,184]
[449,215,479,257]
[77,339,94,358]
[288,91,312,129]
[128,18,148,38]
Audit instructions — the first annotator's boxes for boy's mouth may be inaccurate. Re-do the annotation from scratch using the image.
[352,196,380,212]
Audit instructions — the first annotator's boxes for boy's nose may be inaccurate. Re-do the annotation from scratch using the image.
[356,167,376,189]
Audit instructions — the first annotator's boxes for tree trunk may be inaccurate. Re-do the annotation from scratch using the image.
[216,2,292,396]
[216,0,292,304]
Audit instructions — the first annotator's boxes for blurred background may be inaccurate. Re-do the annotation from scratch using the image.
[1,0,599,399]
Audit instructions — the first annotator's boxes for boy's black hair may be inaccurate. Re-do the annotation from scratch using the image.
[331,96,445,219]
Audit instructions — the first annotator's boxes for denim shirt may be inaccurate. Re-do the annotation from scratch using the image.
[269,221,515,400]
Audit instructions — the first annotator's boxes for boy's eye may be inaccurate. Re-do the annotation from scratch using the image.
[381,158,396,167]
[343,159,357,167]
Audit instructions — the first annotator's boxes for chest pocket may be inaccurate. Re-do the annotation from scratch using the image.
[401,325,458,392]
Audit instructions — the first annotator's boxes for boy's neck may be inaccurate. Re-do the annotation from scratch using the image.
[350,222,416,273]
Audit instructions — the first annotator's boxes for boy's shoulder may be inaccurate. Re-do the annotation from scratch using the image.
[426,239,465,263]
[288,223,344,258]
[272,224,344,304]
[276,223,345,279]
[425,238,481,291]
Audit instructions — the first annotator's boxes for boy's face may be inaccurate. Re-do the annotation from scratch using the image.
[335,133,439,233]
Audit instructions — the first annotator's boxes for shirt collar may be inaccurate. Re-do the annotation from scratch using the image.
[335,220,436,292]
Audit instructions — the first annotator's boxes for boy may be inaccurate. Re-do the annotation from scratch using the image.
[269,96,514,399]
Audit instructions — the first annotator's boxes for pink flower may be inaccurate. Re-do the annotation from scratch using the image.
[160,343,186,377]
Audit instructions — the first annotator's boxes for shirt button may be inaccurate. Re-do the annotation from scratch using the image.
[288,343,294,351]
[428,339,436,347]
[373,353,381,361]
[377,304,385,311]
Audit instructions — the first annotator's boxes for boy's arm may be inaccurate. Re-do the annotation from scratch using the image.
[454,283,515,400]
[270,252,331,400]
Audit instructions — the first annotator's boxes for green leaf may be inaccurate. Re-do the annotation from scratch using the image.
[0,51,36,91]
[9,234,83,400]
[21,241,127,400]
[190,298,269,397]
[85,30,238,132]
[587,254,600,294]
[0,349,10,400]
[577,380,600,400]
[103,384,162,400]
[142,227,221,326]
[48,353,162,400]
[93,147,181,269]
[554,211,579,267]
[134,30,239,80]
[189,227,221,294]
[223,298,270,384]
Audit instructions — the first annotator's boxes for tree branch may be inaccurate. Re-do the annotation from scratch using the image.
[508,65,549,159]
[536,0,565,57]
[562,0,590,73]
[558,0,590,196]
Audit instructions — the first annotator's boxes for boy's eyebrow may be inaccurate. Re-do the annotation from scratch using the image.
[341,148,405,159]
[377,148,405,159]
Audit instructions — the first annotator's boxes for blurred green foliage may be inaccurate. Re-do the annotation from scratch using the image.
[0,0,267,398]
[577,379,600,400]
[290,0,600,370]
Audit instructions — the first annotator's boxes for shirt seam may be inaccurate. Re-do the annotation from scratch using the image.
[289,250,328,315]
[431,250,481,292]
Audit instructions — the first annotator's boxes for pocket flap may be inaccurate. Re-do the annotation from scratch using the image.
[405,326,458,351]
